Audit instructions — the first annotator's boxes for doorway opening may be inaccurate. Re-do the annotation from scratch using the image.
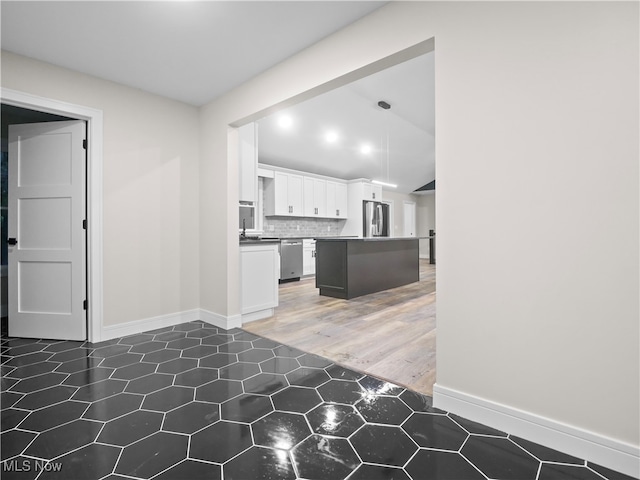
[1,105,79,336]
[0,89,104,342]
[235,39,437,395]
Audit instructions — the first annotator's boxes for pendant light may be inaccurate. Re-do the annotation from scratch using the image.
[374,100,397,189]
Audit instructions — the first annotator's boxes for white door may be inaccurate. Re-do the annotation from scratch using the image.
[8,121,87,340]
[403,201,416,237]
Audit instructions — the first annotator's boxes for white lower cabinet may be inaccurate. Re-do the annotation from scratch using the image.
[303,239,316,276]
[240,243,279,322]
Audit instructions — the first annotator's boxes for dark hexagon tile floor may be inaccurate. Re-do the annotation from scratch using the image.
[1,321,635,480]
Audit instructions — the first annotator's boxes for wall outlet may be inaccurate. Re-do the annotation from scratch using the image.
[327,226,331,231]
[269,225,275,231]
[297,225,300,231]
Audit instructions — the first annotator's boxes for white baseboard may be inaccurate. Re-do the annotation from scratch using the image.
[100,309,201,342]
[199,309,242,330]
[242,308,275,324]
[99,308,245,343]
[433,384,640,479]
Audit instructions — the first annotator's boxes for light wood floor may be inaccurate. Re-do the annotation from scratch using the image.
[244,259,436,396]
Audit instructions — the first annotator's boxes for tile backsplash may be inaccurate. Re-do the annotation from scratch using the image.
[264,217,346,238]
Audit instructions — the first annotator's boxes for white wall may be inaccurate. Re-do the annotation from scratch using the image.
[199,1,638,472]
[416,193,435,257]
[1,51,201,327]
[432,1,638,460]
[381,189,419,238]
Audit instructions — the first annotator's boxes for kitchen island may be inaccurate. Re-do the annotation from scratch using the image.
[315,237,419,299]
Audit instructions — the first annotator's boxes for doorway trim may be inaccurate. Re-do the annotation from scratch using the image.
[1,88,104,343]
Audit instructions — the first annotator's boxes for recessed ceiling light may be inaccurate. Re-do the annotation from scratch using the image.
[360,144,372,155]
[277,115,293,129]
[325,131,338,143]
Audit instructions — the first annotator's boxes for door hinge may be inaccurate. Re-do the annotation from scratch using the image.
[83,219,87,230]
[83,300,88,310]
[83,139,88,150]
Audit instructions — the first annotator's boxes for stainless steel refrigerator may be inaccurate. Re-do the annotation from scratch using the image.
[363,201,390,237]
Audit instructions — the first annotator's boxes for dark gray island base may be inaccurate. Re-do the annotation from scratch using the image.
[315,237,419,299]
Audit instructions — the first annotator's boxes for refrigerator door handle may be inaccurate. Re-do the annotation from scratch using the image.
[373,205,377,235]
[365,201,374,237]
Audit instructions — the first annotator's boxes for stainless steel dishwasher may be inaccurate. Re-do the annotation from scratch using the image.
[280,239,303,282]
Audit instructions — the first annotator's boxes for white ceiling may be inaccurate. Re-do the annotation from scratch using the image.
[1,0,434,194]
[1,1,386,106]
[257,52,435,194]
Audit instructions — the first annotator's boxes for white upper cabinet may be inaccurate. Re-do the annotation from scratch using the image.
[303,177,327,217]
[265,171,304,216]
[287,174,304,216]
[342,180,384,236]
[238,123,257,203]
[326,181,336,218]
[363,182,382,201]
[263,164,348,219]
[326,181,348,219]
[336,182,348,218]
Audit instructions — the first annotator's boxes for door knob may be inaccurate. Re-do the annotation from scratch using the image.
[7,238,17,246]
